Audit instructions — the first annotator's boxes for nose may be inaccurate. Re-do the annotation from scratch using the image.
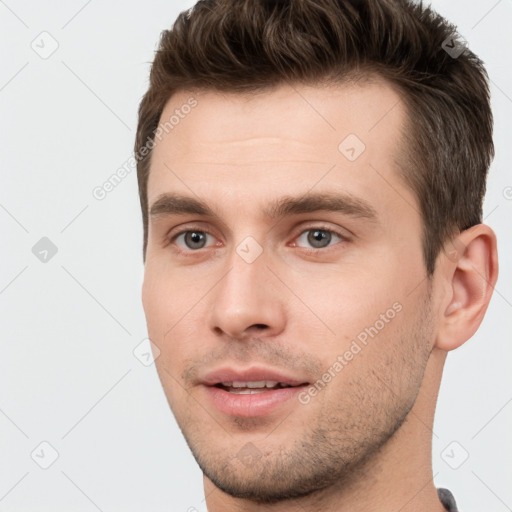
[208,246,286,340]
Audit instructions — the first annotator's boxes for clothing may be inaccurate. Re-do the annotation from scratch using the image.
[438,488,459,512]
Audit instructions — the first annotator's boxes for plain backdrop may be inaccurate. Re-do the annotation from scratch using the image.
[1,1,511,511]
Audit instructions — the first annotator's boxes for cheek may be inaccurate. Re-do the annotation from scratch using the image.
[142,263,197,331]
[143,272,193,408]
[295,268,399,335]
[288,261,422,374]
[142,269,187,369]
[142,267,207,371]
[141,271,167,335]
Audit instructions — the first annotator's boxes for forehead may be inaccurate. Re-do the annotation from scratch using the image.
[154,79,404,156]
[147,80,418,226]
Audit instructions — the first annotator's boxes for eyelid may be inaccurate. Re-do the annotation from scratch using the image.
[290,224,350,250]
[166,222,351,252]
[290,221,352,242]
[169,226,220,248]
[167,222,219,241]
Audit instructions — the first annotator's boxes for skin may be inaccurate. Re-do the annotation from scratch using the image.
[142,80,498,511]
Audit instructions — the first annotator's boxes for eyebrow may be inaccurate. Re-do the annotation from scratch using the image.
[149,192,379,223]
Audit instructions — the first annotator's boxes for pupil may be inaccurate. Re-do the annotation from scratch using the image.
[185,231,206,249]
[308,229,331,248]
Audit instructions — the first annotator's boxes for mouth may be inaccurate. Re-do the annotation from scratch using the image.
[200,367,310,417]
[213,381,305,394]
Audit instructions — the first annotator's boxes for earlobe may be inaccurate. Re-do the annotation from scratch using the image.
[435,224,498,352]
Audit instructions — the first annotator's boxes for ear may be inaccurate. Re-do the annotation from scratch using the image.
[435,224,499,351]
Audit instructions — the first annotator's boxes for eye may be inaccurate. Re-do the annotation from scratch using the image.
[173,230,216,250]
[295,228,344,250]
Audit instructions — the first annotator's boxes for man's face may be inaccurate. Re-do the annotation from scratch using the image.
[142,81,438,501]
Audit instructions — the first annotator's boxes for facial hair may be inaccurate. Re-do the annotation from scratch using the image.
[161,289,434,504]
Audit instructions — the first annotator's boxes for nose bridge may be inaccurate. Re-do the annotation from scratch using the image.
[218,240,269,313]
[208,237,285,338]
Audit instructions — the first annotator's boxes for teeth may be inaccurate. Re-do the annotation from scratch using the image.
[228,388,270,394]
[217,381,300,393]
[227,381,279,388]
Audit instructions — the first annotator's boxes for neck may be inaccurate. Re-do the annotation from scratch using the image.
[204,348,448,512]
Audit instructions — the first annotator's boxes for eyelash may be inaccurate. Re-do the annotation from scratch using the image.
[168,225,348,256]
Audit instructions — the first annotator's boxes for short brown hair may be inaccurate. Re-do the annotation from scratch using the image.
[135,0,493,275]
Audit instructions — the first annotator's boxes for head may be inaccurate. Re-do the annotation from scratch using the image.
[136,0,498,505]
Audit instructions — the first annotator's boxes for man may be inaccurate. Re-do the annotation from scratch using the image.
[134,0,498,510]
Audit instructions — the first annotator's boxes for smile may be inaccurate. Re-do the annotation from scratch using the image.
[217,381,301,394]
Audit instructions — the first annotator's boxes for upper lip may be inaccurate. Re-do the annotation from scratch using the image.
[200,366,310,387]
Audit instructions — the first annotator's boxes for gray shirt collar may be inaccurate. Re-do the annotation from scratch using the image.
[438,488,459,512]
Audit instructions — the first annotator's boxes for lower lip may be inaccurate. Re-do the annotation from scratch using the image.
[203,385,307,418]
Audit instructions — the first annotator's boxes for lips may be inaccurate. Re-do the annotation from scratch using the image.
[199,366,310,417]
[200,367,309,388]
[217,381,297,394]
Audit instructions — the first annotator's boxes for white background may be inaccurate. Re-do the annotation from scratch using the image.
[1,1,511,511]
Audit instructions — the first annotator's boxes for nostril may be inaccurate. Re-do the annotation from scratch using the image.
[252,324,268,329]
